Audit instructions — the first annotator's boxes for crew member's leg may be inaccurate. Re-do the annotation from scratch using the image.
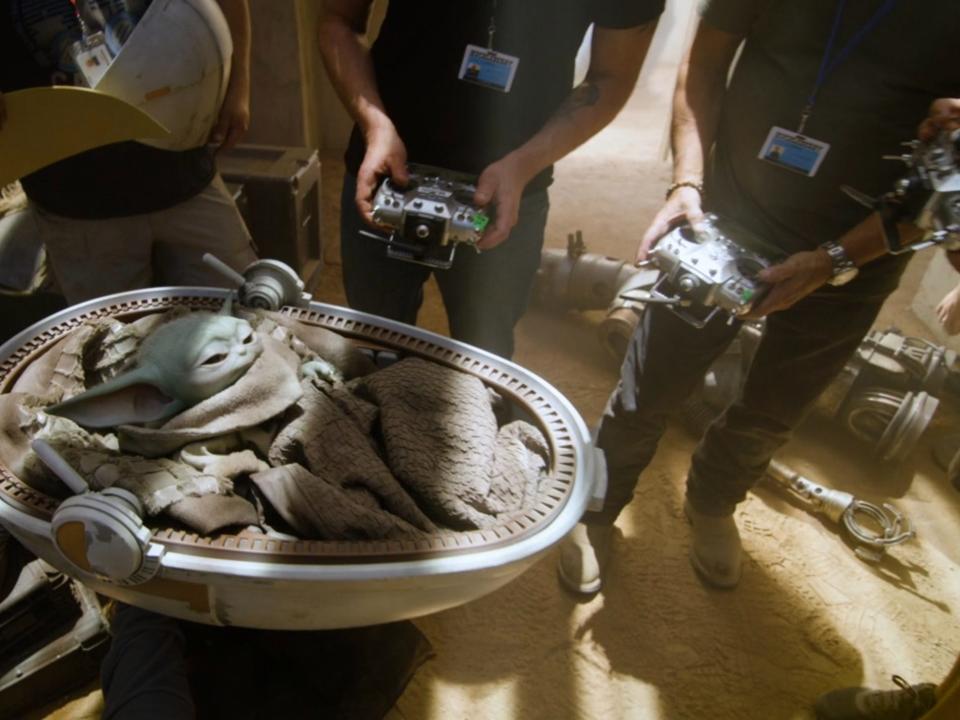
[591,305,742,524]
[435,190,549,358]
[340,173,431,325]
[0,525,31,603]
[685,289,887,587]
[36,205,153,304]
[152,174,258,287]
[687,291,886,512]
[927,654,960,719]
[559,304,741,593]
[101,604,195,720]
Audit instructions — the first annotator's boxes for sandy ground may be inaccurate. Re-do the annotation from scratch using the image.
[38,32,960,720]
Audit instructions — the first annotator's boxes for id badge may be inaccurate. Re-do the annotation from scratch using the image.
[74,40,112,87]
[759,126,830,177]
[458,44,519,93]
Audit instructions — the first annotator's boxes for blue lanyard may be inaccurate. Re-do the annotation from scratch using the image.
[798,0,897,134]
[488,0,498,49]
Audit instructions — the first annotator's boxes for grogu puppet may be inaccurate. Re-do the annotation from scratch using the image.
[46,301,262,428]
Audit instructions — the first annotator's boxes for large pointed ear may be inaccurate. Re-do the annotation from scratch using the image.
[45,367,185,428]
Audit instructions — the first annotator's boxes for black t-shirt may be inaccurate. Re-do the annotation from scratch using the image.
[700,0,960,296]
[344,0,663,192]
[1,0,215,219]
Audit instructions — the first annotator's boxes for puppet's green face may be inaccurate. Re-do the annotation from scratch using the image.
[46,310,263,428]
[145,313,262,405]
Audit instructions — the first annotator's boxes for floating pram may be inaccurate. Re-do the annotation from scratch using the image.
[0,289,601,630]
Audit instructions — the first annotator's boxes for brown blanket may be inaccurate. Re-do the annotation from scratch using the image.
[350,357,550,529]
[267,379,437,533]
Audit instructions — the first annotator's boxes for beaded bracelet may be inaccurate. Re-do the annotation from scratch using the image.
[665,180,704,200]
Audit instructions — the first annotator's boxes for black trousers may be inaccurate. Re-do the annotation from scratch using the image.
[583,286,889,523]
[100,604,432,720]
[339,173,549,359]
[101,604,194,720]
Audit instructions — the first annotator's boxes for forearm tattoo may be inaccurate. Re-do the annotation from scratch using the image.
[558,81,601,116]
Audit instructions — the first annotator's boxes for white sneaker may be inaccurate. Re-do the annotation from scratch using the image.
[557,522,613,596]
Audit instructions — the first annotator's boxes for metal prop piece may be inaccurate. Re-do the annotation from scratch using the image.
[843,129,960,253]
[825,328,952,463]
[531,231,659,361]
[766,459,915,563]
[843,388,940,463]
[681,325,949,463]
[203,254,311,310]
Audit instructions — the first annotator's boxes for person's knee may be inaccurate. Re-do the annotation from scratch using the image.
[598,407,666,447]
[720,399,797,444]
[689,403,794,496]
[597,402,667,470]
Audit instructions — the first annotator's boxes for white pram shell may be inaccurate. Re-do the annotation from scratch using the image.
[0,289,602,630]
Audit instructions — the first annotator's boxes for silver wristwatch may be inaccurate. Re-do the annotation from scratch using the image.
[820,240,858,286]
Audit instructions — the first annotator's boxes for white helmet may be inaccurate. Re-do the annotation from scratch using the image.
[94,0,233,151]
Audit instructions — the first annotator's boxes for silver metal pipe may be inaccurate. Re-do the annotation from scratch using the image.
[30,438,89,495]
[202,252,246,288]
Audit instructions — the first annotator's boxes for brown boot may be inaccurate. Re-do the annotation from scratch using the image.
[684,499,742,589]
[557,522,613,595]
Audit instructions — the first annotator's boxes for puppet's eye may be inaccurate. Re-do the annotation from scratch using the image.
[201,353,228,366]
[241,331,255,345]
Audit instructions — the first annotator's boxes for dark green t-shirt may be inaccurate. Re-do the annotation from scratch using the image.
[700,0,960,294]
